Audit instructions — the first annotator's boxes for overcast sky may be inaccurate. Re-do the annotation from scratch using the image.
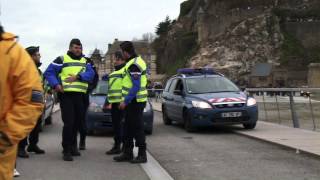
[1,0,183,69]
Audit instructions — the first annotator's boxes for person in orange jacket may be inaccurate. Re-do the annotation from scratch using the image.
[0,26,44,180]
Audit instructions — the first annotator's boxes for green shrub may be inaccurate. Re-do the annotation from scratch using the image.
[280,32,306,64]
[180,0,196,17]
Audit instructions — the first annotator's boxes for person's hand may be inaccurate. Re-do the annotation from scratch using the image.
[106,104,112,109]
[54,85,64,93]
[119,102,126,110]
[64,74,78,83]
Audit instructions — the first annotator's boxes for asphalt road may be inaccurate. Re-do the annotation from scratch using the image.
[147,111,320,180]
[16,111,149,180]
[17,110,320,180]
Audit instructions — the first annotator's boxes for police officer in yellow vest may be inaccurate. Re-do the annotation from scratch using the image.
[105,51,126,155]
[44,39,94,161]
[18,46,46,158]
[114,41,148,163]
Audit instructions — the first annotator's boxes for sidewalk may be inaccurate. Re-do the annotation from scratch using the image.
[151,101,320,157]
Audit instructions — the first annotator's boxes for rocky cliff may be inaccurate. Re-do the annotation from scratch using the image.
[154,0,320,85]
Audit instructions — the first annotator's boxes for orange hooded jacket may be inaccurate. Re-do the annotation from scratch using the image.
[0,32,44,180]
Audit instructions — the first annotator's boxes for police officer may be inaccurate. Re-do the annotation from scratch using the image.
[18,46,45,158]
[44,39,94,161]
[106,51,126,155]
[114,41,148,163]
[0,25,44,180]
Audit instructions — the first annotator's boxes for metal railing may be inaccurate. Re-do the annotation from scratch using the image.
[147,88,320,131]
[246,88,320,131]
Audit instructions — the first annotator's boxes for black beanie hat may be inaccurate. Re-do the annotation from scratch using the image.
[25,46,40,56]
[69,38,82,47]
[120,41,135,55]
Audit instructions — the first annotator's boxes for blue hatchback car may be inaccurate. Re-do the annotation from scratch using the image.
[162,68,258,132]
[86,80,154,135]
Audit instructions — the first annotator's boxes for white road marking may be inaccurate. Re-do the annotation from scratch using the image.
[134,147,175,180]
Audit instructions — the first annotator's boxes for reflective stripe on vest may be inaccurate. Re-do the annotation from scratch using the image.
[59,55,88,93]
[108,67,125,103]
[122,56,148,103]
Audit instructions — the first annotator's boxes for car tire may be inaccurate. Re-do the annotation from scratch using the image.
[184,110,197,132]
[243,122,257,129]
[162,107,172,125]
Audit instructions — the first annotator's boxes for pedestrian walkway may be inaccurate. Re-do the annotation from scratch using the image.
[151,101,320,158]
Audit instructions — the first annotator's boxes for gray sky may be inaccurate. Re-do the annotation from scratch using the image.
[1,0,183,69]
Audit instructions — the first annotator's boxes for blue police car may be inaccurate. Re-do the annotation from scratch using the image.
[86,79,154,135]
[162,68,258,132]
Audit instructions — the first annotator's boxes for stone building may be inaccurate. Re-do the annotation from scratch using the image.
[89,48,106,77]
[104,39,164,82]
[249,63,308,88]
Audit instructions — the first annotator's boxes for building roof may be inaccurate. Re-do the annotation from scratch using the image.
[251,63,273,77]
[106,39,155,55]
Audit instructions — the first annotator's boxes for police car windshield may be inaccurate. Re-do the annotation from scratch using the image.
[91,80,108,95]
[186,77,240,94]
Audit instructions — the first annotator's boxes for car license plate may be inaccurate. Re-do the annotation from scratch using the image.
[221,112,242,118]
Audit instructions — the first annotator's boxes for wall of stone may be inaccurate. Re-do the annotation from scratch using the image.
[308,63,320,87]
[284,21,320,49]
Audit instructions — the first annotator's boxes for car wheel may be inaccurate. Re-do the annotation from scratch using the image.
[162,107,172,125]
[243,122,257,129]
[184,110,197,132]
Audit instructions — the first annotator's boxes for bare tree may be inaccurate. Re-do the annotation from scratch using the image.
[142,32,156,43]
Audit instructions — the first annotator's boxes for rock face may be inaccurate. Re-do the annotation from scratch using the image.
[190,12,283,82]
[155,0,320,84]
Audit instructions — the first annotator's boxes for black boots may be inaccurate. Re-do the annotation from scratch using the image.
[106,144,122,155]
[63,152,73,161]
[79,137,86,150]
[113,145,133,162]
[71,145,81,156]
[113,146,147,163]
[130,148,147,164]
[27,145,45,154]
[18,148,29,158]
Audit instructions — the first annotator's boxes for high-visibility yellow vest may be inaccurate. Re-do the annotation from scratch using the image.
[59,54,88,93]
[108,67,125,103]
[122,56,148,103]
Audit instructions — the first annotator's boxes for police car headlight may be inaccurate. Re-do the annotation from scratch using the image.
[192,101,212,109]
[89,102,103,113]
[247,98,257,106]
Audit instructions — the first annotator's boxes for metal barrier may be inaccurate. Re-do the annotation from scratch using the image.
[147,88,320,131]
[147,89,164,103]
[246,88,320,131]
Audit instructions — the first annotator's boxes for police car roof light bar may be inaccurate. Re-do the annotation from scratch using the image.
[177,68,218,76]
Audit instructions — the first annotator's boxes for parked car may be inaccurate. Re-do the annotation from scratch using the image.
[162,68,258,132]
[86,80,154,135]
[40,89,55,130]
